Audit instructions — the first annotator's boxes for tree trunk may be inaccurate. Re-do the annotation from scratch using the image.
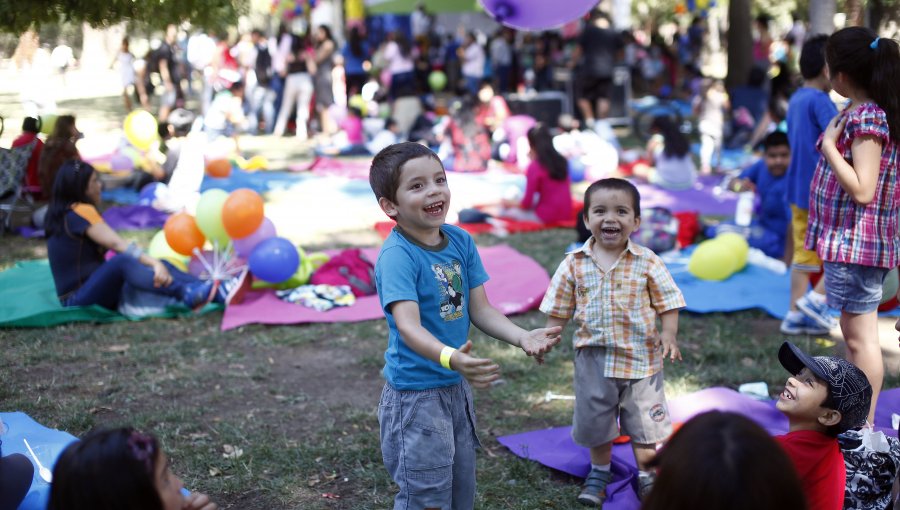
[809,0,836,35]
[726,0,752,90]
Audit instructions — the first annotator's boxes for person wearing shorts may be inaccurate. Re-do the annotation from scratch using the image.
[541,178,686,507]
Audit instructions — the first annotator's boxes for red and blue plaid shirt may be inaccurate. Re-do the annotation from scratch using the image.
[806,102,900,269]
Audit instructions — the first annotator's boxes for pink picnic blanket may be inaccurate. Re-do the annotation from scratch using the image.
[220,244,549,330]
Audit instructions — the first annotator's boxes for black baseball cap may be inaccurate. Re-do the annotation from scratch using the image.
[778,342,872,432]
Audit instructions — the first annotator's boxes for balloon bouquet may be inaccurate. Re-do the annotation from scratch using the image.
[151,187,328,299]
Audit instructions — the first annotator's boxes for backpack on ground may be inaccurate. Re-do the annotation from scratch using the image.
[309,249,376,297]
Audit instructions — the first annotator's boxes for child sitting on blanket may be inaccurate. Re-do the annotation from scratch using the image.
[642,411,807,510]
[368,142,561,508]
[632,115,697,190]
[459,124,574,225]
[719,131,792,258]
[540,178,686,507]
[49,427,218,510]
[774,341,872,510]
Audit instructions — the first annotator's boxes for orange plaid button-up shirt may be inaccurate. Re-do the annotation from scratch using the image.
[540,239,686,379]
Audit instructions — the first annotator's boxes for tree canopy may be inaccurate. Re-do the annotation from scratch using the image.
[0,0,248,34]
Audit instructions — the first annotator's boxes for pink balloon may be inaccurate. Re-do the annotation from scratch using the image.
[479,0,597,30]
[233,217,277,258]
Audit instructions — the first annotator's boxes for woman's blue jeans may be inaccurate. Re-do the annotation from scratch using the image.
[64,255,197,310]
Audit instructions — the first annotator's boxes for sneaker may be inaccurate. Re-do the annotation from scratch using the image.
[182,281,216,311]
[637,471,656,500]
[577,468,612,507]
[216,269,251,306]
[796,294,837,330]
[780,313,831,335]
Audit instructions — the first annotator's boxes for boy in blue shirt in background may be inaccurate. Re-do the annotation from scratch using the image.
[730,131,791,259]
[782,34,838,336]
[369,142,562,509]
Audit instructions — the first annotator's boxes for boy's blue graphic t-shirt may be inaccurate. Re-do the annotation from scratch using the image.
[375,224,489,390]
[739,158,789,236]
[786,87,838,209]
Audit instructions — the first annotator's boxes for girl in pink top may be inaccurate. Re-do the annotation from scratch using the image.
[501,124,573,223]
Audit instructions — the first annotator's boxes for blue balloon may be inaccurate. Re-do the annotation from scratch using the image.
[568,160,586,183]
[138,182,167,205]
[248,237,300,283]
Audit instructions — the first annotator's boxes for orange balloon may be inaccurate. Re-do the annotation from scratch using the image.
[222,188,265,239]
[164,212,206,256]
[206,158,232,178]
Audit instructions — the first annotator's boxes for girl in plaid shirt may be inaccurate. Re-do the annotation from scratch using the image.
[806,27,900,425]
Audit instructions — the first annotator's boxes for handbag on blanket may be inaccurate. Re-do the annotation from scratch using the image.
[309,249,376,297]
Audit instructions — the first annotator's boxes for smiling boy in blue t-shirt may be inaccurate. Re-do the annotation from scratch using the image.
[369,142,562,509]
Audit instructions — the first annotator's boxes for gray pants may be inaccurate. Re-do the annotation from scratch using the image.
[379,380,481,509]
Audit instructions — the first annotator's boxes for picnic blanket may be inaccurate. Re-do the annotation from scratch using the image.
[102,205,169,230]
[664,249,900,319]
[634,174,739,216]
[497,386,900,510]
[0,412,78,510]
[220,244,549,330]
[0,260,219,328]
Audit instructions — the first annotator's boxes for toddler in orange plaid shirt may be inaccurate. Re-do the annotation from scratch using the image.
[540,178,685,507]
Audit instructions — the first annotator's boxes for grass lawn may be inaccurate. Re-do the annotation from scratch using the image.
[3,226,896,510]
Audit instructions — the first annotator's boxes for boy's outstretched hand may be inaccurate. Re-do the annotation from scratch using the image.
[658,331,682,362]
[451,340,501,388]
[519,326,563,364]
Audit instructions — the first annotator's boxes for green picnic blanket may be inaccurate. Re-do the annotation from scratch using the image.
[0,260,219,328]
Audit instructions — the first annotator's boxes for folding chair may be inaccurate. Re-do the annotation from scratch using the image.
[0,116,40,234]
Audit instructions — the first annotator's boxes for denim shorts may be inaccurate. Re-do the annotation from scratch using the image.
[379,380,481,510]
[823,261,890,314]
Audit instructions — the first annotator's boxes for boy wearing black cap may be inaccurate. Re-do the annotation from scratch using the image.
[775,341,873,510]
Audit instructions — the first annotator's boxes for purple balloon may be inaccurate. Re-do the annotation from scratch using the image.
[479,0,596,30]
[248,237,299,283]
[233,217,277,258]
[110,152,134,171]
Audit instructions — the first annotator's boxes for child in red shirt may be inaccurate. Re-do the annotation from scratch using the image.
[774,341,872,510]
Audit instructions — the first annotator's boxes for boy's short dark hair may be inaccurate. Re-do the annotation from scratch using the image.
[762,131,789,151]
[778,342,872,435]
[799,34,829,80]
[369,142,442,203]
[583,178,641,218]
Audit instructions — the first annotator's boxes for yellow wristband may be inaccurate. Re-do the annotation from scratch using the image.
[440,346,457,371]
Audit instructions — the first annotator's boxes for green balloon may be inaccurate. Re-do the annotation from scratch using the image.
[428,70,447,92]
[195,189,231,249]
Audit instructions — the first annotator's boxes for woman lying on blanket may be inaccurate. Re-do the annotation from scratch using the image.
[45,160,220,312]
[48,427,217,510]
[459,124,573,224]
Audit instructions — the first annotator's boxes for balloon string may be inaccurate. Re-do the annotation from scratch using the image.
[192,247,216,281]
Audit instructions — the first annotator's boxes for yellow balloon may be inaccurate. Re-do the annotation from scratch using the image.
[124,110,159,151]
[715,232,749,271]
[147,230,189,272]
[688,239,737,281]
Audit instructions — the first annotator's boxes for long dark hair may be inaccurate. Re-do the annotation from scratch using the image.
[348,26,364,57]
[316,25,333,45]
[48,428,164,510]
[49,115,76,141]
[526,124,568,181]
[826,27,900,141]
[642,411,807,510]
[45,159,96,237]
[651,115,690,158]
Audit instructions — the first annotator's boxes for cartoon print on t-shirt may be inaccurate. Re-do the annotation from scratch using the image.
[432,260,464,321]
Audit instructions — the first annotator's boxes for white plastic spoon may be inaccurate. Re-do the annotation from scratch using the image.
[23,438,53,483]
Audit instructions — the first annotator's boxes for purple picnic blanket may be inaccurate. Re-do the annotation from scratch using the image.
[102,205,170,230]
[634,174,738,216]
[497,386,900,510]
